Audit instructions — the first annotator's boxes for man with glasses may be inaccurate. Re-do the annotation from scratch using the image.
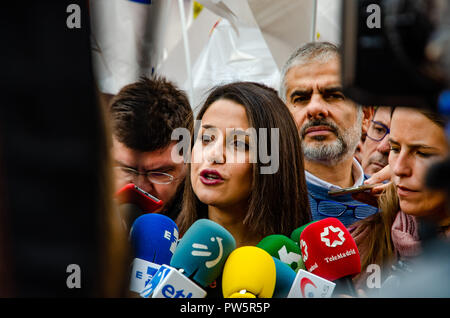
[360,106,391,176]
[110,76,192,220]
[280,42,378,226]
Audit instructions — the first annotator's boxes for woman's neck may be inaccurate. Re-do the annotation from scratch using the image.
[207,204,262,247]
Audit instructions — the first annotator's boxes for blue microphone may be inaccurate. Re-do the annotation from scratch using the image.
[129,213,179,294]
[142,218,236,298]
[272,257,296,298]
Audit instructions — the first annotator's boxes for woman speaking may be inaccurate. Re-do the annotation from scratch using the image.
[176,81,312,247]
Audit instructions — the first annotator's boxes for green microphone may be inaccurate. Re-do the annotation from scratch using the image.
[290,221,317,244]
[257,235,302,271]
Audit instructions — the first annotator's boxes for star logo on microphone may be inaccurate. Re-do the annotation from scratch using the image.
[300,240,308,261]
[320,225,345,248]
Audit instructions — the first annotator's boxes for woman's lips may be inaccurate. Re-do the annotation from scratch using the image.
[396,185,418,197]
[200,169,224,185]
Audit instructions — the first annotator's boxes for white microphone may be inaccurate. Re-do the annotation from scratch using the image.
[287,269,336,298]
[141,265,207,298]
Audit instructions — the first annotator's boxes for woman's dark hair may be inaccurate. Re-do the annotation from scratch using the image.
[176,81,311,238]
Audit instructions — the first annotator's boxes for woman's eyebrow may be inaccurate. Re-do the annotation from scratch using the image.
[389,137,440,150]
[229,129,250,136]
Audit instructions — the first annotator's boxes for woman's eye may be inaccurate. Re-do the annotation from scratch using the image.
[201,134,214,144]
[417,151,432,158]
[233,140,249,151]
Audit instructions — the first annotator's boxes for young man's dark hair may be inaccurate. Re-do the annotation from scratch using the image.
[110,76,193,221]
[110,76,192,152]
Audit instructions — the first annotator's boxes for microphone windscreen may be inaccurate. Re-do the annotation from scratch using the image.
[272,257,296,298]
[130,213,179,265]
[170,219,236,287]
[257,234,302,270]
[222,246,276,298]
[300,217,361,281]
[290,221,317,244]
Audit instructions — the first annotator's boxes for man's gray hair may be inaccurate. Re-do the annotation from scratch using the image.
[279,42,340,102]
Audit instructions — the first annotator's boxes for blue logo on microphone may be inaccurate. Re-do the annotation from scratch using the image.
[140,265,171,298]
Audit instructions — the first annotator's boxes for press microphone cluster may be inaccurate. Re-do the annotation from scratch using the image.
[251,218,361,298]
[129,215,361,298]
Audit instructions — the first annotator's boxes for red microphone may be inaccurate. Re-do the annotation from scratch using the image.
[115,183,164,232]
[300,218,361,296]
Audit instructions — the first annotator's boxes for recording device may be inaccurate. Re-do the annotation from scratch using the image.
[327,183,383,197]
[222,246,276,298]
[142,219,236,298]
[257,234,302,270]
[115,183,163,231]
[341,0,450,110]
[128,214,178,294]
[299,218,361,297]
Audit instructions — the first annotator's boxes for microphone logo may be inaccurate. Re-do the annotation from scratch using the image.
[320,225,345,248]
[300,277,317,298]
[300,240,308,261]
[191,236,224,269]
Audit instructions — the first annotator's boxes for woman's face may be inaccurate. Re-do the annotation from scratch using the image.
[389,108,448,219]
[191,99,253,210]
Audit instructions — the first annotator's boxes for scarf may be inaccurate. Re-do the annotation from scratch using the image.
[391,210,421,259]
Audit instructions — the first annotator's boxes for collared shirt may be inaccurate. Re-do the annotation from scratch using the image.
[304,157,377,227]
[305,157,365,191]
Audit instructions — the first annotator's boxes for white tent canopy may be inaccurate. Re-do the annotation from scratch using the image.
[90,0,342,105]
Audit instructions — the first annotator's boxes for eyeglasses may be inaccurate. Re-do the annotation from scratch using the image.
[366,120,390,142]
[114,166,175,185]
[309,193,374,220]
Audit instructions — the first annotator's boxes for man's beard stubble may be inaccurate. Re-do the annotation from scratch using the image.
[300,116,362,166]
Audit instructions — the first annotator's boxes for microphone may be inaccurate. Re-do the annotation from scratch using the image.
[290,221,317,244]
[299,217,361,297]
[272,257,296,298]
[257,234,302,271]
[128,213,179,294]
[115,183,164,231]
[287,269,336,298]
[222,246,276,298]
[142,218,236,298]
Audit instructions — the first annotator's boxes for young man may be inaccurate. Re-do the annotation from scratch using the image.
[110,76,192,221]
[280,42,378,226]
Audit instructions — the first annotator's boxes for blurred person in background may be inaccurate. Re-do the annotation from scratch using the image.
[360,106,392,176]
[0,1,129,297]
